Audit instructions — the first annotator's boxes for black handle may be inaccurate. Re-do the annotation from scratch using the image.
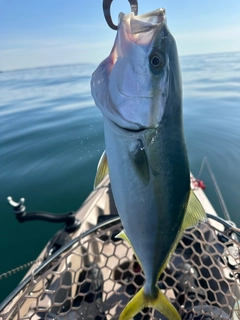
[7,196,80,233]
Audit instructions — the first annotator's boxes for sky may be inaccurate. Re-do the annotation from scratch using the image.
[0,0,240,71]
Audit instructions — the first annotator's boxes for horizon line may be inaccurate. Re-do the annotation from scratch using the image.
[1,50,239,73]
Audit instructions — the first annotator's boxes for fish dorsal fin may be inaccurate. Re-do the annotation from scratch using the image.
[93,150,108,189]
[181,190,207,231]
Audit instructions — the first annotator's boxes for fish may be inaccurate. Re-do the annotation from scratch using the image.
[91,7,206,320]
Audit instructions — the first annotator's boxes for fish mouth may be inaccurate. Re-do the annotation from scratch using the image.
[109,8,166,64]
[123,126,147,133]
[118,8,166,45]
[129,8,166,33]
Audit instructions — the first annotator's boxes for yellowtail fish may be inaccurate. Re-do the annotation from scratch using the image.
[91,7,206,320]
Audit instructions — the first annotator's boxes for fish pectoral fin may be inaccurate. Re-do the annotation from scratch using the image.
[116,229,131,245]
[182,190,207,230]
[93,150,108,189]
[119,287,181,320]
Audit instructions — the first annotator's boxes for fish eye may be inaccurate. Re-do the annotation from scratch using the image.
[151,56,161,67]
[149,53,165,73]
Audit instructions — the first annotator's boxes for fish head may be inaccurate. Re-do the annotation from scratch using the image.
[91,8,181,131]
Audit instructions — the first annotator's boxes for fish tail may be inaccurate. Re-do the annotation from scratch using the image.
[119,287,145,320]
[150,287,181,320]
[119,286,181,320]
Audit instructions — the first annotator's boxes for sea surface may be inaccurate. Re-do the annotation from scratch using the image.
[0,52,240,303]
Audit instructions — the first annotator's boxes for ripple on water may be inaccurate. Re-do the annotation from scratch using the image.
[0,53,240,303]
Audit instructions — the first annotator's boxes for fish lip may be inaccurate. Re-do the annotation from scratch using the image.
[123,126,147,133]
[111,118,156,134]
[132,7,166,25]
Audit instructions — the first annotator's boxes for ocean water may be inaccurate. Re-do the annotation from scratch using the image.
[0,52,240,303]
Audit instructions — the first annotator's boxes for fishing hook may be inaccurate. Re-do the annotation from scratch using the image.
[103,0,138,30]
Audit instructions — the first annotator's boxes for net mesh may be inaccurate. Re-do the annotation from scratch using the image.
[1,219,240,320]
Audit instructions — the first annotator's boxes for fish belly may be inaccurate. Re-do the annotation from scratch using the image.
[104,118,189,289]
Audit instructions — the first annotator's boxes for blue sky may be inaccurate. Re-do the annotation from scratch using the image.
[0,0,240,70]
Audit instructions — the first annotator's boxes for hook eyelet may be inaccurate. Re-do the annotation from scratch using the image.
[102,0,138,30]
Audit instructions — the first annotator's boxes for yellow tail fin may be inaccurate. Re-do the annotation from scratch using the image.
[119,286,181,320]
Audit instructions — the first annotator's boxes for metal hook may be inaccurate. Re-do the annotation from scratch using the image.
[103,0,138,30]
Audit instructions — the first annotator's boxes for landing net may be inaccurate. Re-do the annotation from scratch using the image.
[1,217,240,320]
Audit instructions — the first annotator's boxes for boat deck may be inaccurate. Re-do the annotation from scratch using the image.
[1,173,227,320]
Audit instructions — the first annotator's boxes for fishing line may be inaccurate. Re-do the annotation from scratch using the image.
[198,156,231,221]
